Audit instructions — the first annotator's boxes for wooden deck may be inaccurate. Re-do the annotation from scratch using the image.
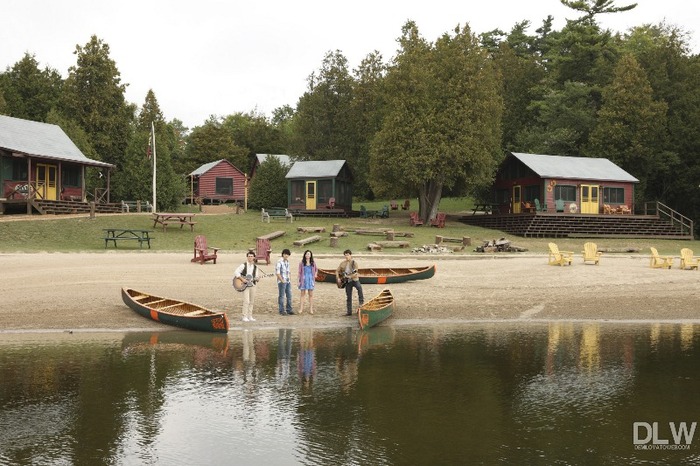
[459,212,694,240]
[0,199,123,215]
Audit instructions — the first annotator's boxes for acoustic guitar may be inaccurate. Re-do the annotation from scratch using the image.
[337,269,357,289]
[232,273,274,292]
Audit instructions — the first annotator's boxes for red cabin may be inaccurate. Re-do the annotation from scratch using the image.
[187,159,246,205]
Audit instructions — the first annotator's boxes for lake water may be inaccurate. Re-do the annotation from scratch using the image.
[1,322,699,465]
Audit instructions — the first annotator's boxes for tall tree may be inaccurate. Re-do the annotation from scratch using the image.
[0,53,62,122]
[560,0,637,24]
[248,156,287,209]
[185,117,248,175]
[60,35,134,171]
[587,54,672,204]
[290,50,355,162]
[370,22,502,222]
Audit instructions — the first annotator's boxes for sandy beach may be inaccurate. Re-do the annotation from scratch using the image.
[1,251,699,333]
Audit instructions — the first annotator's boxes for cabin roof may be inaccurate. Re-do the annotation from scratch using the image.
[0,114,113,168]
[255,153,292,166]
[510,152,639,183]
[188,159,243,177]
[285,160,347,179]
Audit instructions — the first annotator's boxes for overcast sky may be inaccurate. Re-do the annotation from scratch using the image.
[3,0,698,129]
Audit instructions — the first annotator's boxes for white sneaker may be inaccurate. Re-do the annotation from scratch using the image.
[249,317,256,322]
[242,317,250,322]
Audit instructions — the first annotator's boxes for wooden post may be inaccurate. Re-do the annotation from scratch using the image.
[330,237,339,247]
[332,223,341,232]
[463,236,471,246]
[89,201,96,219]
[386,230,395,241]
[435,235,443,245]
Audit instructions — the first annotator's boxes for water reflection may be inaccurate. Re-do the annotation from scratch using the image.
[1,323,700,464]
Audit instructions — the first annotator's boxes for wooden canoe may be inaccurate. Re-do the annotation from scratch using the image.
[121,288,229,333]
[358,288,394,329]
[315,264,436,284]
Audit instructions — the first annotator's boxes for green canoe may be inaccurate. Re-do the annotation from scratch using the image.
[358,288,394,329]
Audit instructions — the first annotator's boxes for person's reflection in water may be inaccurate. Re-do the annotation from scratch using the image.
[297,328,316,391]
[276,328,293,386]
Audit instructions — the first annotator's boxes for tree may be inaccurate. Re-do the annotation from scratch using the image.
[0,53,63,122]
[560,0,637,24]
[370,22,502,222]
[60,35,135,171]
[248,156,287,209]
[184,117,248,175]
[222,110,285,160]
[587,54,672,204]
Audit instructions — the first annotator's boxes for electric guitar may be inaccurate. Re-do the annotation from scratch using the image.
[232,272,274,292]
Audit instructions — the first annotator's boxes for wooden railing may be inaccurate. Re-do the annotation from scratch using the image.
[644,201,694,237]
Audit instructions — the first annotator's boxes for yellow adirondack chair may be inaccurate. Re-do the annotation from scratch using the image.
[581,242,601,265]
[548,242,573,266]
[649,247,673,269]
[679,248,699,270]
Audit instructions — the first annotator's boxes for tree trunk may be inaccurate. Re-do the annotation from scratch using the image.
[419,180,444,224]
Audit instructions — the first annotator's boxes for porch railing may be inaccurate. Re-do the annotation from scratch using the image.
[644,201,694,237]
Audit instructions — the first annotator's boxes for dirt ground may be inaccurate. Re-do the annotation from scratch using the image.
[1,251,699,333]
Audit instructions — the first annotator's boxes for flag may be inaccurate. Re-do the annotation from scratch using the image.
[146,129,153,159]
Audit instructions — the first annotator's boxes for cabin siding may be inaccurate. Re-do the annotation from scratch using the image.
[193,160,246,202]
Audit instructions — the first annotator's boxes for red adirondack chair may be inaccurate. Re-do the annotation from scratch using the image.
[430,212,446,228]
[409,212,424,227]
[255,238,272,264]
[191,235,219,264]
[390,200,398,210]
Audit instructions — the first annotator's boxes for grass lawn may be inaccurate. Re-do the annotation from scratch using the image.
[0,197,696,256]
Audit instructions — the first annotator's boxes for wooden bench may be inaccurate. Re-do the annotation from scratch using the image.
[103,229,153,248]
[261,207,293,223]
[293,235,321,246]
[121,200,153,213]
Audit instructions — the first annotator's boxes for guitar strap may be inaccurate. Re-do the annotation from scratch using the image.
[241,263,257,279]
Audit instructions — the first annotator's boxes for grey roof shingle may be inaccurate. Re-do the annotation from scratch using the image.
[0,114,113,168]
[255,153,292,166]
[285,160,346,179]
[511,152,639,183]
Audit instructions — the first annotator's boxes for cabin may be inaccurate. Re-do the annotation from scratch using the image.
[492,152,639,215]
[250,153,292,179]
[0,114,114,214]
[187,159,246,205]
[285,160,353,212]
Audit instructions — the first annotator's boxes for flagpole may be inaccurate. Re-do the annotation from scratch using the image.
[151,121,157,211]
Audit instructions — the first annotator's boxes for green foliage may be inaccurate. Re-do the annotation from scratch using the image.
[0,53,62,122]
[248,156,288,209]
[185,117,249,174]
[370,22,502,221]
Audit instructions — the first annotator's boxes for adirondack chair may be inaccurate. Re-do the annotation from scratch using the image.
[360,205,369,218]
[555,199,565,212]
[401,199,410,210]
[390,200,399,210]
[256,238,272,264]
[581,242,601,265]
[548,242,573,266]
[378,205,390,218]
[191,235,219,264]
[430,212,446,228]
[326,197,336,209]
[534,198,547,212]
[409,212,424,226]
[649,247,673,269]
[679,248,699,270]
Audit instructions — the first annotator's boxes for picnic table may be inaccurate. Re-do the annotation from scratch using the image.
[103,229,153,248]
[152,212,197,231]
[471,203,500,215]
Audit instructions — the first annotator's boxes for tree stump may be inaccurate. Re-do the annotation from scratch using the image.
[386,231,395,241]
[330,237,339,247]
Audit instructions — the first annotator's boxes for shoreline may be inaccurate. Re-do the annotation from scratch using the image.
[1,252,698,334]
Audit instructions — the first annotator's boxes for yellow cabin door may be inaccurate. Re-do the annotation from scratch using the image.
[35,164,57,200]
[305,181,317,210]
[580,185,599,214]
[512,185,521,213]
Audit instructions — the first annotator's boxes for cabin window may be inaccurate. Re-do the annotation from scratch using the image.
[291,180,305,203]
[603,187,625,204]
[11,159,28,181]
[215,177,233,195]
[62,166,81,187]
[523,185,540,202]
[554,185,576,202]
[318,179,333,204]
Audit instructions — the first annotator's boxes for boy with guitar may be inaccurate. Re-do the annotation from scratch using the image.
[233,250,262,322]
[336,249,364,316]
